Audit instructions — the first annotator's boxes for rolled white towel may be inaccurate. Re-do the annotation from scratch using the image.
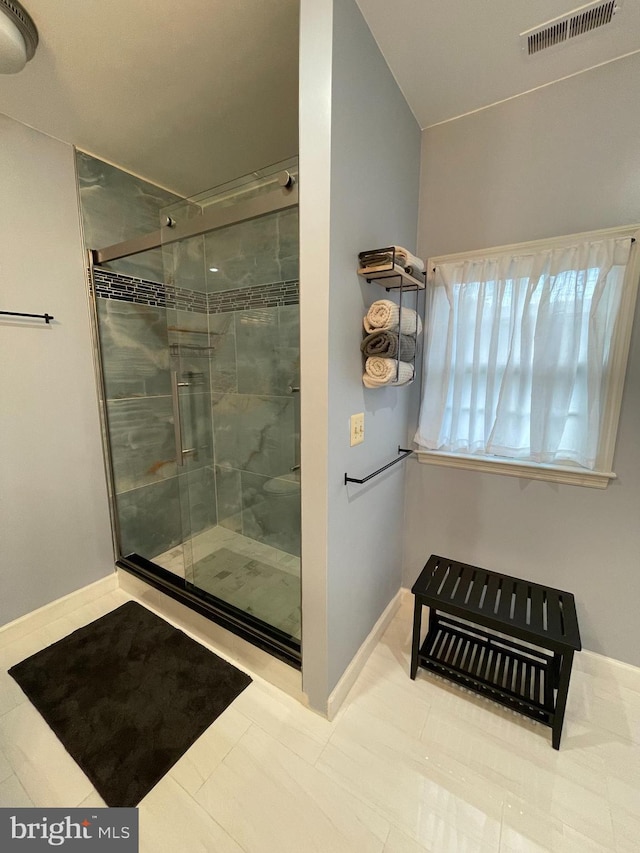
[404,264,423,278]
[362,357,414,388]
[363,299,422,335]
[364,299,398,332]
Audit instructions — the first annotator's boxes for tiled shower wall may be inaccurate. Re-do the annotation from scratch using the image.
[96,290,213,560]
[201,206,300,557]
[208,300,300,557]
[76,151,180,284]
[79,150,300,563]
[94,266,300,560]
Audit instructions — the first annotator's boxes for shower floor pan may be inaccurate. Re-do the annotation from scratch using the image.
[118,526,301,668]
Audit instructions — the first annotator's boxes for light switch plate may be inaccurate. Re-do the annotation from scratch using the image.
[350,412,364,446]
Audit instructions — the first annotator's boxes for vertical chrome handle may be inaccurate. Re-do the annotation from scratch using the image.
[171,369,184,468]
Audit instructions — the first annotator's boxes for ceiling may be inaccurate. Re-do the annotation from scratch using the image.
[0,2,638,195]
[355,0,640,129]
[0,0,299,196]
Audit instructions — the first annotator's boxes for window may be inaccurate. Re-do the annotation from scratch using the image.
[414,226,640,487]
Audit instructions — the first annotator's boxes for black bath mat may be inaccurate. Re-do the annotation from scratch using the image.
[8,601,251,807]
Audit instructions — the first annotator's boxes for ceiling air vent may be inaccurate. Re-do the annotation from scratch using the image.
[521,1,621,56]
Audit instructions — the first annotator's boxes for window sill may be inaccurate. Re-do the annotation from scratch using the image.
[415,450,615,489]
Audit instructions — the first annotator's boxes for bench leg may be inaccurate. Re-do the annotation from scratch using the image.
[552,650,574,750]
[410,597,422,679]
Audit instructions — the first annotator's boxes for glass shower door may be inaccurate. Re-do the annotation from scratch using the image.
[159,160,302,643]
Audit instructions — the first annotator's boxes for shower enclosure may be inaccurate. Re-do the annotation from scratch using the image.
[88,159,301,665]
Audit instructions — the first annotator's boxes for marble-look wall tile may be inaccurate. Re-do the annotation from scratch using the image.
[278,304,300,390]
[180,466,217,538]
[240,472,301,556]
[76,151,180,284]
[215,466,243,532]
[208,314,237,393]
[235,309,280,395]
[235,307,300,397]
[116,479,182,559]
[205,218,278,293]
[97,300,170,399]
[275,207,299,284]
[212,394,295,478]
[107,396,177,493]
[100,251,165,286]
[205,208,299,293]
[163,234,207,292]
[167,309,211,388]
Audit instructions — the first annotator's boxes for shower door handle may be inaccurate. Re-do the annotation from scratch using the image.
[171,369,185,468]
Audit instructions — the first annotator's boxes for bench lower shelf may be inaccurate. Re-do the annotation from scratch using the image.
[418,615,556,726]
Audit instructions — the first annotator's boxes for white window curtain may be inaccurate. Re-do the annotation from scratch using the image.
[415,235,633,470]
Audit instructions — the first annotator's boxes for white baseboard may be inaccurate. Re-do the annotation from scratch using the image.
[327,589,402,720]
[578,648,640,688]
[0,572,117,647]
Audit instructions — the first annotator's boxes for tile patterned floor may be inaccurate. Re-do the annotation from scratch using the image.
[156,526,301,637]
[1,586,639,852]
[193,548,301,639]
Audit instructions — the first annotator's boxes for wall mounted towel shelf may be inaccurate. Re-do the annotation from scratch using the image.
[0,310,54,323]
[345,447,414,485]
[358,247,426,291]
[359,247,426,388]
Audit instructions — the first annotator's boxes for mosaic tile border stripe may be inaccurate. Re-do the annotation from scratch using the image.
[93,269,299,314]
[93,268,208,313]
[208,280,299,313]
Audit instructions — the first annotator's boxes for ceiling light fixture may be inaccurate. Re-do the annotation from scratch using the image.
[0,0,38,74]
[209,267,219,272]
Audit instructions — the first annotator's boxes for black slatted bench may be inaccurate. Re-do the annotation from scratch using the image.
[410,554,581,749]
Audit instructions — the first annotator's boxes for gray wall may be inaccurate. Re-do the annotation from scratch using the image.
[405,52,640,666]
[299,0,420,706]
[0,114,114,626]
[326,0,421,689]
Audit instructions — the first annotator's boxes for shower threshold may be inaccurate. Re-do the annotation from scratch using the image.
[117,531,301,669]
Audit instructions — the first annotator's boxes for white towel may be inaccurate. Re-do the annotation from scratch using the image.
[363,357,414,387]
[363,299,422,336]
[359,246,425,275]
[392,246,425,275]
